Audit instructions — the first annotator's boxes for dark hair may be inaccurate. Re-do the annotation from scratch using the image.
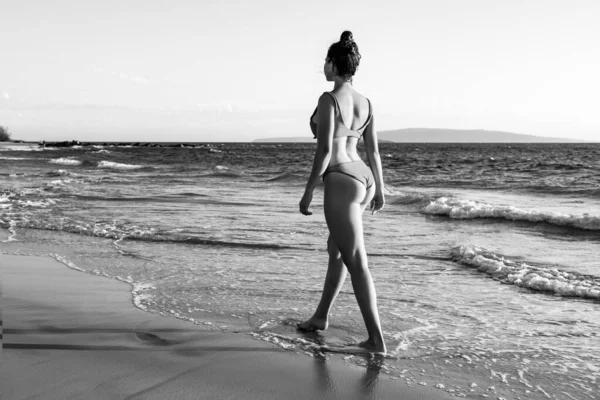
[326,31,361,79]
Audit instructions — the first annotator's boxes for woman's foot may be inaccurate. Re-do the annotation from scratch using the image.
[358,337,387,355]
[297,316,328,331]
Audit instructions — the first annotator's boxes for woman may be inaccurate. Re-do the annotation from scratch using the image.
[298,31,386,355]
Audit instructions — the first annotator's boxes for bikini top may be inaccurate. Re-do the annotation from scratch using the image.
[310,92,372,139]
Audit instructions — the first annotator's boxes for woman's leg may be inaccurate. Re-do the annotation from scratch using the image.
[298,235,347,330]
[322,173,386,354]
[298,177,375,331]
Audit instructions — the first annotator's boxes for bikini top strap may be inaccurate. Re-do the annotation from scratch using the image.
[323,92,341,118]
[363,98,372,132]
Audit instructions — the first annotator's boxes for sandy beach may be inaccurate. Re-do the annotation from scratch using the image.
[1,254,452,400]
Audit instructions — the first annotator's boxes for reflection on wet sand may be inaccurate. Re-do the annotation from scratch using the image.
[312,352,385,397]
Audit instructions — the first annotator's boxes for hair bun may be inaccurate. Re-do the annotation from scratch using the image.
[326,30,360,78]
[340,31,354,44]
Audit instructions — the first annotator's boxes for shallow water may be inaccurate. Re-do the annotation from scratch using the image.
[2,142,599,399]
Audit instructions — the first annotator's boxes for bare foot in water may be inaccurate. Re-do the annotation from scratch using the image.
[297,317,328,331]
[320,343,388,357]
[358,337,387,356]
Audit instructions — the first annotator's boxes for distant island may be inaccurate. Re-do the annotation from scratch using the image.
[254,128,590,143]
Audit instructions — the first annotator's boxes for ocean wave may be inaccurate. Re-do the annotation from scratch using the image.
[0,189,58,229]
[451,245,600,300]
[18,198,57,208]
[0,197,57,210]
[0,189,24,210]
[49,157,82,166]
[387,191,438,206]
[0,214,301,251]
[49,253,87,272]
[532,161,596,170]
[130,235,301,250]
[69,193,208,203]
[265,172,300,182]
[0,156,31,160]
[202,170,243,178]
[0,145,42,151]
[520,185,600,197]
[0,193,12,209]
[0,216,158,240]
[46,169,79,177]
[47,178,79,187]
[423,197,600,230]
[97,160,144,170]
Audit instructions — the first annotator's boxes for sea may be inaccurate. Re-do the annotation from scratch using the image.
[1,142,599,399]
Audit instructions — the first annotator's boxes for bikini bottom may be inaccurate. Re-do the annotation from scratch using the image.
[323,160,374,190]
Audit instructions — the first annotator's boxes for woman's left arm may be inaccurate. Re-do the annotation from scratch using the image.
[299,94,335,215]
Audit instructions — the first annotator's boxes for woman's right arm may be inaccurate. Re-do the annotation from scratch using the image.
[363,108,385,213]
[299,93,335,216]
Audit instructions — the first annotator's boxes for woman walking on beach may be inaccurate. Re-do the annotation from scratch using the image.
[298,31,386,355]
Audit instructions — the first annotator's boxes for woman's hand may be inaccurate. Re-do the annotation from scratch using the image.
[299,190,314,216]
[370,190,385,215]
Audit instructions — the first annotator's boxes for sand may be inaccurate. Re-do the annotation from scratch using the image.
[1,254,452,400]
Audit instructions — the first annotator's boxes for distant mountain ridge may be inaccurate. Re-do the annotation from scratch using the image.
[377,128,587,143]
[254,128,590,143]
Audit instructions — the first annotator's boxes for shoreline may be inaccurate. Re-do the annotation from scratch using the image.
[1,254,452,399]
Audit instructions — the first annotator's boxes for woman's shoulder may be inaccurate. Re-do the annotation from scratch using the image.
[317,92,336,107]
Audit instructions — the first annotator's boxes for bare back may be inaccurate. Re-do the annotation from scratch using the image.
[311,88,372,166]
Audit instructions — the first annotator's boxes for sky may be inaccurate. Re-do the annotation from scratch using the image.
[1,0,599,142]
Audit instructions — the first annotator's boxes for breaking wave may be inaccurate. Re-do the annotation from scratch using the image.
[451,245,600,300]
[98,161,144,170]
[49,157,82,166]
[423,197,600,230]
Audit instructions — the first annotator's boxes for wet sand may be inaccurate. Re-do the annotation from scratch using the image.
[1,254,452,399]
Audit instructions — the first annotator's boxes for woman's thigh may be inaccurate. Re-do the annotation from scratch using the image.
[323,173,375,251]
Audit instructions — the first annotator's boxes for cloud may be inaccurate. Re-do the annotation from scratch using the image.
[2,91,9,100]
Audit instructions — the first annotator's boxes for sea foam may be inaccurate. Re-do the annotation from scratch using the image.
[49,158,82,166]
[98,161,143,170]
[46,169,78,177]
[0,145,42,151]
[0,194,12,210]
[451,245,600,299]
[423,197,600,230]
